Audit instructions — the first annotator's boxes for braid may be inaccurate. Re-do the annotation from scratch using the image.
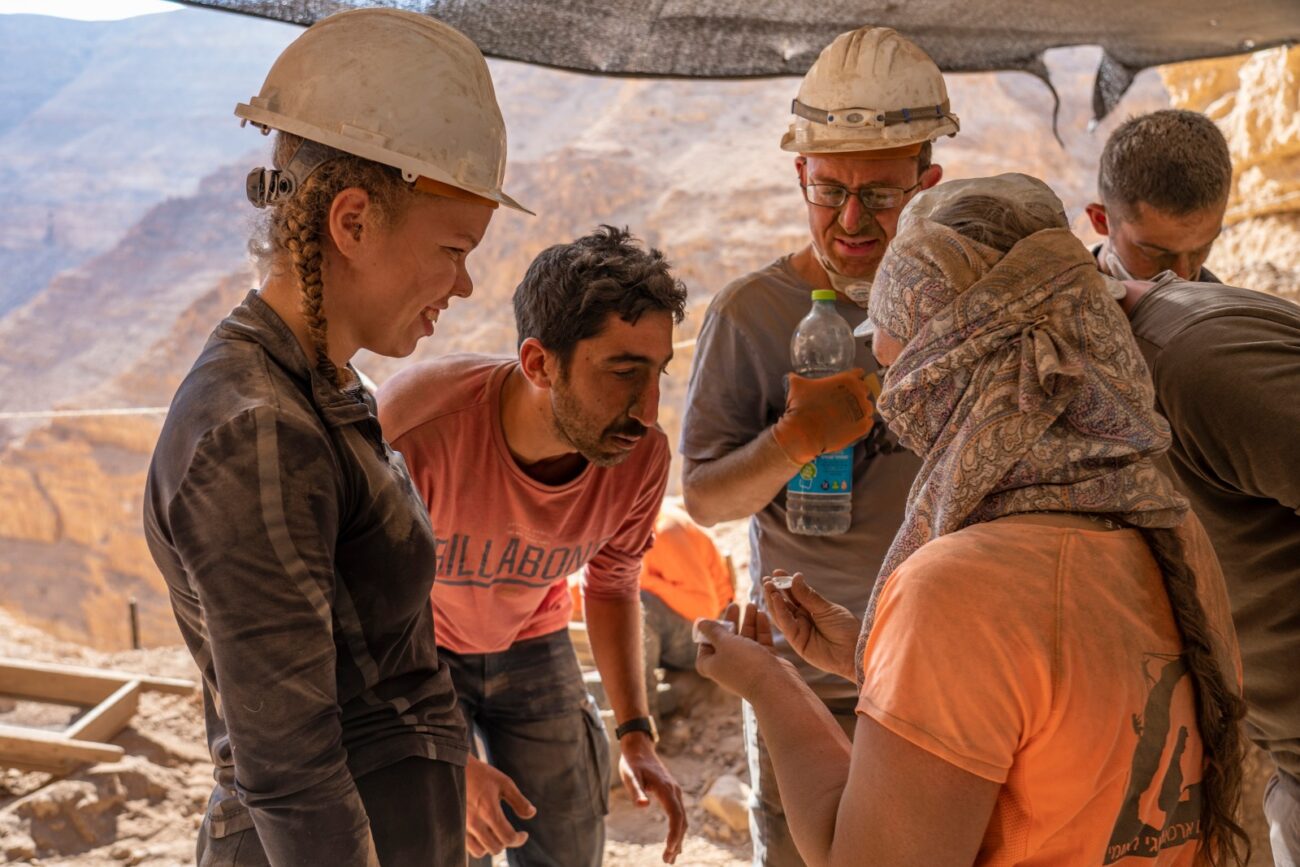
[1136,525,1250,867]
[258,132,413,390]
[280,180,342,388]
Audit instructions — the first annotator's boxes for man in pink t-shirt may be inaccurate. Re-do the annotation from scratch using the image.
[378,226,688,867]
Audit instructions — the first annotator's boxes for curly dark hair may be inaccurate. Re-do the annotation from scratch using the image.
[513,225,687,365]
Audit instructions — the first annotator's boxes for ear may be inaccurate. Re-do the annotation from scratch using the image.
[518,337,559,390]
[919,162,943,190]
[327,186,374,260]
[1085,202,1110,237]
[794,156,807,183]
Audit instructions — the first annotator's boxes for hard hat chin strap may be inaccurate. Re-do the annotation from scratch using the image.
[245,138,343,209]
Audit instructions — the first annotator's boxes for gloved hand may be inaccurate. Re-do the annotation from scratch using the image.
[771,368,875,466]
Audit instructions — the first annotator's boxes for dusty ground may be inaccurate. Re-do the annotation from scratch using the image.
[0,511,1276,865]
[0,604,755,867]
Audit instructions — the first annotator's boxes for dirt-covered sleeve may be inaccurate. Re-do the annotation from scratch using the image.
[166,406,375,867]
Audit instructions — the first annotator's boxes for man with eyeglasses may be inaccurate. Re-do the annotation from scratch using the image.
[679,26,958,867]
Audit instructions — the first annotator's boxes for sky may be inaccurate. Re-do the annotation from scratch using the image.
[0,0,179,19]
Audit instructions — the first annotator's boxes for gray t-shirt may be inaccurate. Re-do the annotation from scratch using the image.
[681,256,921,699]
[1128,276,1300,783]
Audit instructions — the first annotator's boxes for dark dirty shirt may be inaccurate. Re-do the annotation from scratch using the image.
[143,291,466,866]
[680,256,922,700]
[1128,275,1300,783]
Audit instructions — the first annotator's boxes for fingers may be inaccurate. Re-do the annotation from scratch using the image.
[649,776,687,864]
[500,774,537,820]
[739,602,761,642]
[466,829,488,859]
[755,608,774,648]
[789,572,831,612]
[621,758,650,806]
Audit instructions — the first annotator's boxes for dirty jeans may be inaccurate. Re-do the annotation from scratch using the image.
[642,589,698,718]
[195,756,466,867]
[1266,769,1300,867]
[744,697,858,867]
[444,628,612,867]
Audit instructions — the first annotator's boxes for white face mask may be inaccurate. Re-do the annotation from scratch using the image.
[1099,239,1138,283]
[811,241,872,308]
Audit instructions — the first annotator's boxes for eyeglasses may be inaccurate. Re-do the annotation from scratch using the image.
[801,181,922,211]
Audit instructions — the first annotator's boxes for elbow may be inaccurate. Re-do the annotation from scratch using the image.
[681,475,719,528]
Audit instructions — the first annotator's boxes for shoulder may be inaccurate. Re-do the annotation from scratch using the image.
[162,338,325,457]
[706,258,805,325]
[883,523,1069,617]
[376,354,508,442]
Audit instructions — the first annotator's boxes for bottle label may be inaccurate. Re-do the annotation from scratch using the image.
[787,446,853,496]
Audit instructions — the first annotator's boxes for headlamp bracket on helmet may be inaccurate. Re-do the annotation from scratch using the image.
[791,98,954,130]
[244,138,343,209]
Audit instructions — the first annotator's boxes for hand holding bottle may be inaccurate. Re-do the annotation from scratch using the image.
[772,368,875,466]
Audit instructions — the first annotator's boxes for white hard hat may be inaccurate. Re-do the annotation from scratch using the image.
[235,8,530,214]
[782,27,959,155]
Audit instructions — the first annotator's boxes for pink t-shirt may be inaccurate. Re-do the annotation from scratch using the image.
[377,354,669,654]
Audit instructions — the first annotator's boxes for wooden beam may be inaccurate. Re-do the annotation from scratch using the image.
[0,658,194,705]
[0,724,124,773]
[65,680,141,743]
[569,622,596,669]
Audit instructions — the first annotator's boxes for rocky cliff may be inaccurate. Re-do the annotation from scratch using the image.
[1,8,1188,648]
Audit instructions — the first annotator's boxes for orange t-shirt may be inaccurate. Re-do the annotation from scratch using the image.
[858,515,1240,867]
[639,504,734,622]
[377,354,669,654]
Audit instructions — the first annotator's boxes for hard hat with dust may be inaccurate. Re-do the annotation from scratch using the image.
[782,26,960,156]
[235,7,531,214]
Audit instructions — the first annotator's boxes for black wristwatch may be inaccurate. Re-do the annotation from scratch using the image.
[614,715,659,743]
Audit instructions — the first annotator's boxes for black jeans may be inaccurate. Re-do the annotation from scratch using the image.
[196,757,466,866]
[443,628,611,867]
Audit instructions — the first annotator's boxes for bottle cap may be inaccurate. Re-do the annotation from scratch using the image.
[811,289,838,302]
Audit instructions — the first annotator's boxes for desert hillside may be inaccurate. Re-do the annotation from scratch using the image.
[0,7,1181,649]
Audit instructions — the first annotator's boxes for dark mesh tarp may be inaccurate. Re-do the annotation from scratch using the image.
[175,0,1300,119]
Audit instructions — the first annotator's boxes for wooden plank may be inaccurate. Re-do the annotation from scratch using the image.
[568,622,596,669]
[0,723,124,773]
[0,658,194,704]
[65,680,141,743]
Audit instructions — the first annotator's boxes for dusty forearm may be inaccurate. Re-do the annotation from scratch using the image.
[585,594,649,723]
[746,669,853,867]
[682,428,800,526]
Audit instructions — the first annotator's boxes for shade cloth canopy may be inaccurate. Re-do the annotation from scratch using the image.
[175,0,1299,119]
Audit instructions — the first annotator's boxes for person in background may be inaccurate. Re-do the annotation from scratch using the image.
[639,501,735,716]
[1086,109,1229,282]
[143,9,525,865]
[378,226,687,867]
[1090,108,1300,865]
[571,500,735,718]
[678,26,955,865]
[697,175,1249,867]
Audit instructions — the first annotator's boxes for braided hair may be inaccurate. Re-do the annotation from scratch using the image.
[256,132,412,388]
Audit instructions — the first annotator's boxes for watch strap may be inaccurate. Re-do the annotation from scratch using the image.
[614,715,658,742]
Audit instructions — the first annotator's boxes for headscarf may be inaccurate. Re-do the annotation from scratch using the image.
[855,175,1187,681]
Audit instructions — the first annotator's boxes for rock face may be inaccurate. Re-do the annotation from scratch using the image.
[0,7,1177,650]
[1162,46,1300,302]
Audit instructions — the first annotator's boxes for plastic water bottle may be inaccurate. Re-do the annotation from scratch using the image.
[786,289,855,536]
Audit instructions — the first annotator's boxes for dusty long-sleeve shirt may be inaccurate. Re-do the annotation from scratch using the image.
[143,292,466,866]
[1128,276,1300,783]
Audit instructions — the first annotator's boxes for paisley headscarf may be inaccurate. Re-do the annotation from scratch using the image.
[855,175,1187,681]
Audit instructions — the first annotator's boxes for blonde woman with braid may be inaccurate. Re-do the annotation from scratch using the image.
[696,175,1249,867]
[143,10,529,866]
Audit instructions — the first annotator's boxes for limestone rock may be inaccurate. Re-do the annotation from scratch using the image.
[701,773,750,833]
